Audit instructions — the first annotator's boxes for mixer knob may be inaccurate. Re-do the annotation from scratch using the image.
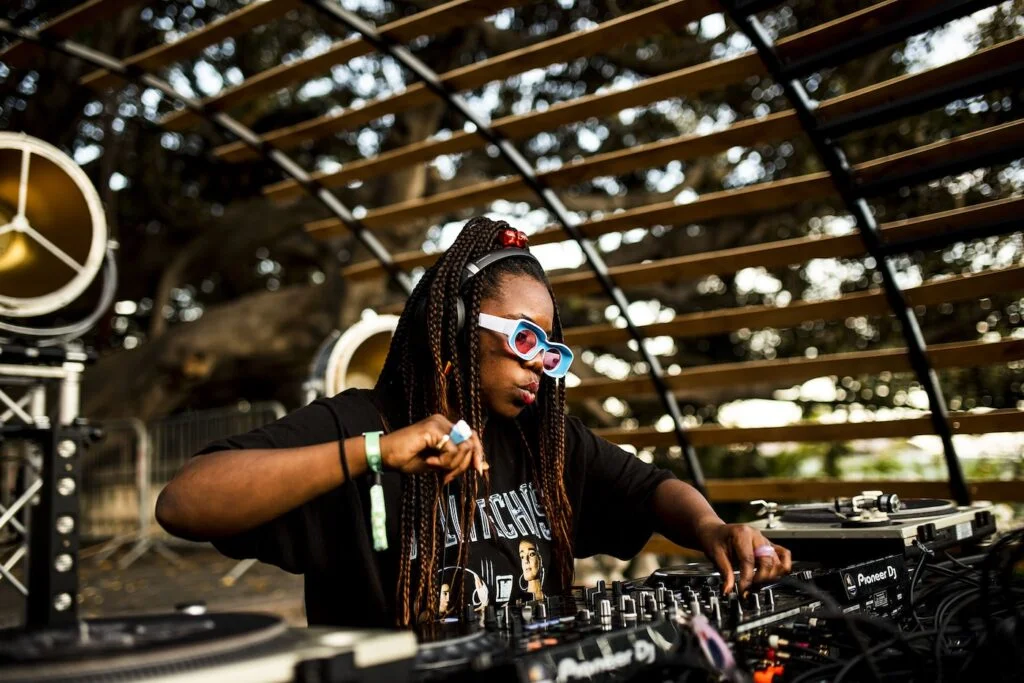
[624,596,638,621]
[612,580,624,598]
[464,604,479,630]
[576,608,592,623]
[689,596,701,616]
[521,603,534,624]
[596,580,606,595]
[535,601,547,620]
[729,595,744,622]
[485,605,498,630]
[655,584,667,608]
[764,588,775,611]
[747,592,761,613]
[599,598,612,630]
[700,584,713,601]
[709,595,722,627]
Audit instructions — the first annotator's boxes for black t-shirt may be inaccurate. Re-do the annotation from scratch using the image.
[196,388,674,628]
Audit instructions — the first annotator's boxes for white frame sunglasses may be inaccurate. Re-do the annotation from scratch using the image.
[477,313,574,378]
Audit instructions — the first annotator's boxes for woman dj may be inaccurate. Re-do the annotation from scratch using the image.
[156,216,792,628]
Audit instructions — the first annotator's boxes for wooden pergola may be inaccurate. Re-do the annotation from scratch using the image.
[3,0,1022,506]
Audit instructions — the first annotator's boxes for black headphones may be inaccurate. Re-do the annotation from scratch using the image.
[412,247,539,334]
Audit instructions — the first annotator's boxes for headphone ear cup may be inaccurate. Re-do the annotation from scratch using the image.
[456,297,466,334]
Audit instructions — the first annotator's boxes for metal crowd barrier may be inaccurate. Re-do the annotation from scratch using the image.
[80,401,286,572]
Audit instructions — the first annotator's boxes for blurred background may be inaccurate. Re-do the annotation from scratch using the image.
[0,0,1021,628]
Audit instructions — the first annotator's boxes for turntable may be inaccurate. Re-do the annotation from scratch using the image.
[749,490,996,563]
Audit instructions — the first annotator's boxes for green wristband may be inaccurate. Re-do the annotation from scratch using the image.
[364,431,383,473]
[364,431,387,551]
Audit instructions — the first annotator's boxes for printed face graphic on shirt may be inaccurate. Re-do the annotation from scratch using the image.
[437,566,491,614]
[518,537,546,600]
[439,582,451,614]
[519,539,541,581]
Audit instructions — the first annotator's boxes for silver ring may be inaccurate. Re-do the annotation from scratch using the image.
[434,434,451,450]
[754,544,777,559]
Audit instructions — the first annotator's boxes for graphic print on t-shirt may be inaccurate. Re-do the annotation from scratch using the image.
[411,480,553,614]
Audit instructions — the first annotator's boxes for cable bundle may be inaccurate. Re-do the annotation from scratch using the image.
[777,529,1024,683]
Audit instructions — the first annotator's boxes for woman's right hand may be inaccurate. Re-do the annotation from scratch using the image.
[380,414,487,484]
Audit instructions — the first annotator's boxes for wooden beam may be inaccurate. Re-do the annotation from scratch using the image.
[339,196,1024,285]
[160,0,529,130]
[0,0,145,68]
[567,337,1024,400]
[80,0,303,90]
[561,264,1024,346]
[593,408,1024,447]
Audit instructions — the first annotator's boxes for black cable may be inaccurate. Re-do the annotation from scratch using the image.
[925,563,981,588]
[789,662,841,683]
[775,576,884,682]
[833,630,938,683]
[909,549,931,630]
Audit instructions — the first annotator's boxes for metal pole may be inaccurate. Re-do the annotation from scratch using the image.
[57,362,82,425]
[301,0,708,494]
[0,20,412,297]
[718,2,970,504]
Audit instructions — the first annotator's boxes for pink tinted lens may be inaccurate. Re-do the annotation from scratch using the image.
[542,348,562,371]
[514,327,539,355]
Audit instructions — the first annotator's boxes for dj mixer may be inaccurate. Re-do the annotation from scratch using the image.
[0,492,1010,682]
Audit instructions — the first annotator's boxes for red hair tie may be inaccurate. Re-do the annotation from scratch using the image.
[498,228,529,249]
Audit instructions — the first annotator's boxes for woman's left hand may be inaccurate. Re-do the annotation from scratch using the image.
[695,521,793,595]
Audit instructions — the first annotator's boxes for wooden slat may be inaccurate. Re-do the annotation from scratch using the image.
[567,337,1024,400]
[267,35,1024,212]
[855,117,1024,191]
[817,36,1024,124]
[160,0,528,130]
[213,0,715,156]
[0,0,145,68]
[338,196,1024,283]
[80,0,303,90]
[562,264,1024,347]
[308,112,1024,241]
[593,408,1024,447]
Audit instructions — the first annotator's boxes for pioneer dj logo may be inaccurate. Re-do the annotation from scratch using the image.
[555,640,656,681]
[857,566,897,587]
[844,565,898,597]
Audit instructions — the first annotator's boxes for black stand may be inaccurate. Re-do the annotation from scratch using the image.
[21,425,85,630]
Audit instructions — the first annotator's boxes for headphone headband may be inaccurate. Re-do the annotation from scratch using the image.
[460,248,538,289]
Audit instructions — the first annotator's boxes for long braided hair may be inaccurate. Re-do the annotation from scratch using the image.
[374,216,574,627]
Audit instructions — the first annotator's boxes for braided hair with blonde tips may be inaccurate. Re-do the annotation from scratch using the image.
[374,216,574,626]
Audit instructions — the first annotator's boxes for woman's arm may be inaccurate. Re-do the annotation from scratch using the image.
[155,437,367,541]
[156,412,486,542]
